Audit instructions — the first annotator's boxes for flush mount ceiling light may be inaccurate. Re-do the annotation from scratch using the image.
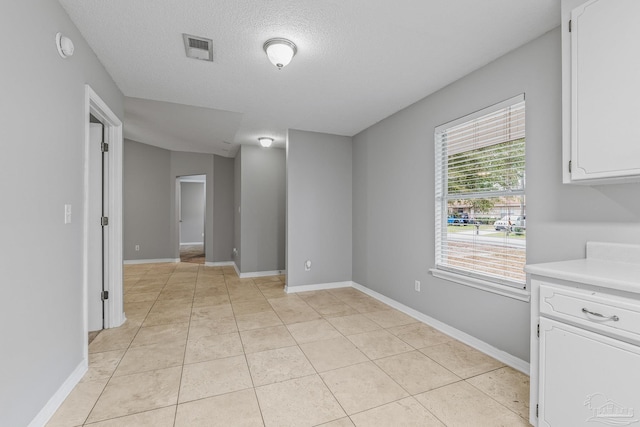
[258,137,274,148]
[263,38,297,70]
[55,32,75,59]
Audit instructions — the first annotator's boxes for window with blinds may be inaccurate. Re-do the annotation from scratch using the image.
[435,94,526,288]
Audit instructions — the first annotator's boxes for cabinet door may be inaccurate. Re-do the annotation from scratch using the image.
[538,317,640,426]
[570,0,640,182]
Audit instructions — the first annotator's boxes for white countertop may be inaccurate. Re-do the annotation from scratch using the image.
[525,242,640,295]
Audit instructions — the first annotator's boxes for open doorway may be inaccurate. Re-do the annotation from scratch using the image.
[84,85,124,355]
[178,175,206,264]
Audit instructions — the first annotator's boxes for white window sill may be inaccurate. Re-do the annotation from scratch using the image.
[429,268,531,302]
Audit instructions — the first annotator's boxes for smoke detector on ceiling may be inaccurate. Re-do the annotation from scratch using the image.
[182,34,213,61]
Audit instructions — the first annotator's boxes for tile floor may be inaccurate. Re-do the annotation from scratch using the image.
[47,262,531,427]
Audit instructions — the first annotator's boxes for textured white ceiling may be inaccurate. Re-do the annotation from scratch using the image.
[58,0,559,156]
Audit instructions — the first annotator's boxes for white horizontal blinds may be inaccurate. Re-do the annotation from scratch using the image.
[435,95,526,287]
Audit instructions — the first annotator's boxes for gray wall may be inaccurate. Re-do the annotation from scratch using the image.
[180,181,205,244]
[124,141,235,264]
[213,156,235,262]
[352,27,640,363]
[237,146,286,273]
[287,130,353,287]
[123,140,172,260]
[0,1,123,426]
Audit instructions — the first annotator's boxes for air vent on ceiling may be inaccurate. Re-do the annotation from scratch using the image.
[182,34,213,62]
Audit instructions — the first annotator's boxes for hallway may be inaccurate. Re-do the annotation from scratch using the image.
[47,263,530,426]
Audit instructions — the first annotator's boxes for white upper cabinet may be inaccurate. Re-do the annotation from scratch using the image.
[562,0,640,184]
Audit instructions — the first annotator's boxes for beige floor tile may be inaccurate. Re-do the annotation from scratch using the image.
[124,300,154,313]
[253,276,282,285]
[326,314,381,336]
[130,323,189,347]
[229,290,267,303]
[298,292,358,316]
[466,366,530,418]
[175,389,263,427]
[342,297,390,313]
[419,341,504,379]
[190,304,234,322]
[81,350,125,382]
[236,310,283,331]
[188,317,238,339]
[114,342,185,376]
[374,351,461,395]
[89,327,138,353]
[240,325,297,354]
[157,289,195,301]
[179,355,253,403]
[414,381,530,427]
[46,379,108,427]
[86,367,181,423]
[124,291,160,303]
[142,306,191,327]
[246,346,316,386]
[192,294,230,308]
[387,322,453,349]
[151,298,194,311]
[320,362,408,415]
[268,297,323,324]
[316,418,355,427]
[255,375,346,427]
[286,319,342,344]
[299,336,368,373]
[350,397,444,427]
[83,406,176,426]
[185,331,244,364]
[347,329,414,360]
[363,309,418,328]
[231,298,272,316]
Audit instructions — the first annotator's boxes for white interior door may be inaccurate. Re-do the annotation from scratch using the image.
[88,122,104,331]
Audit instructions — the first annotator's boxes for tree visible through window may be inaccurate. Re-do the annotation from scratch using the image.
[435,95,526,288]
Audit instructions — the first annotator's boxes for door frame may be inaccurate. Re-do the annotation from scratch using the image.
[83,85,124,355]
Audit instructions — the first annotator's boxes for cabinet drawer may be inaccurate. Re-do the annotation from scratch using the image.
[539,284,640,344]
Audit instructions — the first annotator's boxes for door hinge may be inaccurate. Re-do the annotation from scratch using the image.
[569,160,572,173]
[536,404,539,418]
[101,216,109,226]
[569,19,572,32]
[101,142,109,152]
[101,290,109,301]
[537,323,540,338]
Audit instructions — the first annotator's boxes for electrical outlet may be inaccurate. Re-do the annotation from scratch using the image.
[304,260,312,271]
[415,280,421,292]
[135,244,140,251]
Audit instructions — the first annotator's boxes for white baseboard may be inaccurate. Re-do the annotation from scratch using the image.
[238,269,285,279]
[285,281,352,294]
[351,281,530,375]
[180,242,203,246]
[123,258,179,265]
[204,261,235,267]
[28,359,88,427]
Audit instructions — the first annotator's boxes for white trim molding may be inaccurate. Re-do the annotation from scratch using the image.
[180,242,204,246]
[238,269,285,279]
[285,281,351,294]
[204,261,235,267]
[83,86,125,337]
[351,281,530,374]
[124,258,180,265]
[28,359,88,427]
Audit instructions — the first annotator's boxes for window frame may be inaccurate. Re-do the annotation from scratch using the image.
[430,94,530,302]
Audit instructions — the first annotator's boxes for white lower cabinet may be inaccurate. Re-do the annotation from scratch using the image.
[538,317,640,426]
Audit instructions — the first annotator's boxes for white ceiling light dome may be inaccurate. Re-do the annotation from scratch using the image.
[263,38,297,70]
[258,137,274,148]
